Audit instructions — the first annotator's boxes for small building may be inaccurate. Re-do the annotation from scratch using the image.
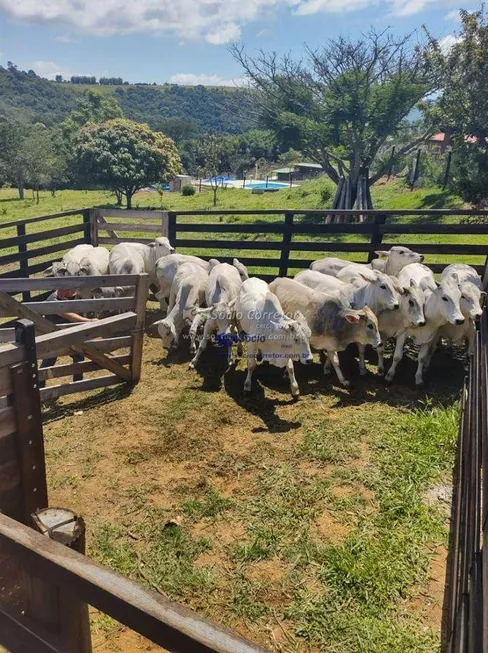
[424,133,451,155]
[274,167,294,182]
[274,163,324,182]
[170,175,192,192]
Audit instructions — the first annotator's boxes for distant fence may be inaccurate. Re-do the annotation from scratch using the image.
[0,319,268,653]
[0,209,90,284]
[90,208,488,280]
[0,274,149,402]
[444,309,487,652]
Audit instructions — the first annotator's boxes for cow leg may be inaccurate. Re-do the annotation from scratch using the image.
[244,342,257,393]
[377,337,385,376]
[357,344,367,376]
[189,313,206,354]
[286,359,299,397]
[385,332,407,382]
[155,289,168,312]
[189,318,214,369]
[415,342,431,386]
[327,350,350,388]
[322,350,331,375]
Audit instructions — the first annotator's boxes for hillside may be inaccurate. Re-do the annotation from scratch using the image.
[0,66,256,134]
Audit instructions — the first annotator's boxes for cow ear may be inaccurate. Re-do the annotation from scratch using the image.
[345,312,360,324]
[481,291,487,300]
[375,250,389,258]
[410,278,418,288]
[293,310,305,322]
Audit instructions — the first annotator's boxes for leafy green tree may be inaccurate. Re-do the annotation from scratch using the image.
[0,121,29,198]
[231,30,434,207]
[62,89,122,136]
[423,9,488,204]
[75,118,182,208]
[189,134,227,206]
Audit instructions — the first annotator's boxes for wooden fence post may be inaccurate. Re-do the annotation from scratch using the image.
[279,212,294,277]
[16,224,30,302]
[130,274,150,383]
[25,508,92,653]
[11,319,48,525]
[82,209,91,245]
[89,209,99,247]
[443,150,453,190]
[368,214,386,263]
[168,212,177,246]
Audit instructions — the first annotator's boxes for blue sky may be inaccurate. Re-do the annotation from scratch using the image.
[0,1,475,86]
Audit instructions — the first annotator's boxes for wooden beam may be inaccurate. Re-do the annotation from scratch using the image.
[0,294,134,382]
[0,512,270,653]
[0,603,64,653]
[0,274,139,292]
[130,274,149,382]
[13,297,135,316]
[40,375,124,402]
[38,355,130,382]
[0,224,85,250]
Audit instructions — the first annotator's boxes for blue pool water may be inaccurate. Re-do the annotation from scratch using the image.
[245,182,289,190]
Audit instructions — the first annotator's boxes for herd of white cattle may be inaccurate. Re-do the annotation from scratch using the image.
[48,239,486,395]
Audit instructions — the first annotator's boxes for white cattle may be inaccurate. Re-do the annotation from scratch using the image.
[269,277,381,388]
[155,254,220,311]
[232,258,249,281]
[48,244,95,276]
[432,264,485,355]
[236,278,313,397]
[153,263,208,353]
[310,247,423,278]
[386,264,464,384]
[374,279,426,376]
[189,263,243,369]
[78,247,110,276]
[109,237,175,284]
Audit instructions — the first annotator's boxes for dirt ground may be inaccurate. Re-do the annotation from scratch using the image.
[41,309,462,652]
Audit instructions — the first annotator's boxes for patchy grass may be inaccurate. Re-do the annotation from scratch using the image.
[42,330,461,652]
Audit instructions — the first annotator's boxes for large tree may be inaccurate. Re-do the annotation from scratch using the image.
[75,118,182,208]
[423,9,488,204]
[231,30,434,207]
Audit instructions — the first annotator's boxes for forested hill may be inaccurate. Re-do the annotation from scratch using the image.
[0,66,256,134]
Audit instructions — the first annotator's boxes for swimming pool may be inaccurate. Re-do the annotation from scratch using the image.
[245,182,289,190]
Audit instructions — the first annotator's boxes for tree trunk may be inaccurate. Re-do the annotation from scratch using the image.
[17,176,24,200]
[115,189,122,206]
[126,191,132,209]
[213,186,217,207]
[36,186,40,204]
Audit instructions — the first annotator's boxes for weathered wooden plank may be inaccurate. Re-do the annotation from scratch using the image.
[38,355,131,381]
[98,236,153,245]
[0,209,87,230]
[175,239,372,253]
[0,238,87,267]
[173,208,488,216]
[0,295,134,382]
[0,274,139,292]
[0,512,270,653]
[97,209,165,220]
[41,336,132,359]
[0,407,16,439]
[130,275,149,382]
[175,224,285,234]
[380,223,488,235]
[0,367,12,396]
[380,243,488,255]
[0,602,64,653]
[33,313,137,358]
[8,297,135,316]
[98,222,163,233]
[0,224,85,250]
[40,374,124,401]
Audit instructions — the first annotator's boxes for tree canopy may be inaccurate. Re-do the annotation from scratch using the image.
[423,9,488,204]
[75,119,182,207]
[231,29,434,206]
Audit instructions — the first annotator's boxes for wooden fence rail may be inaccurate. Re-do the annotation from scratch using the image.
[89,207,488,279]
[0,274,149,402]
[0,319,268,653]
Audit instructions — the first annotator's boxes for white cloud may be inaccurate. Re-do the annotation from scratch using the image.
[296,0,372,15]
[28,60,73,79]
[0,0,300,44]
[55,34,80,43]
[444,9,460,21]
[168,73,246,87]
[439,33,462,53]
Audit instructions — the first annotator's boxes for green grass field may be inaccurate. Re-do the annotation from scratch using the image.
[0,178,476,651]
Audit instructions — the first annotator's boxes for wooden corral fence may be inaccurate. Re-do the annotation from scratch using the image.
[0,273,149,402]
[444,309,488,653]
[89,207,488,281]
[0,319,269,653]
